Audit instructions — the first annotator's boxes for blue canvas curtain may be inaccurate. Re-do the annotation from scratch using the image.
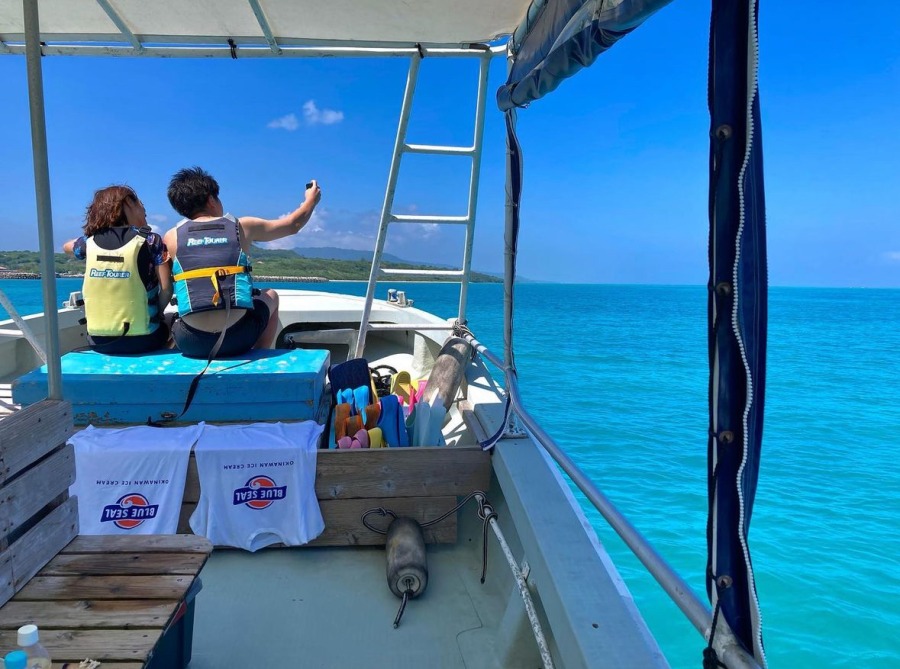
[499,0,769,663]
[706,0,767,663]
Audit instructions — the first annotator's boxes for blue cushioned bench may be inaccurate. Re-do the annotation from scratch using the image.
[12,348,330,425]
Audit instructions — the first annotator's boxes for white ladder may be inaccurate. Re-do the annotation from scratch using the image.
[354,47,494,359]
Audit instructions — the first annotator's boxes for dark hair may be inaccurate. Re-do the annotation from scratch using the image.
[167,166,220,218]
[83,185,138,236]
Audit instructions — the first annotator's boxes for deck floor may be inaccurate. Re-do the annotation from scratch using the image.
[189,512,514,669]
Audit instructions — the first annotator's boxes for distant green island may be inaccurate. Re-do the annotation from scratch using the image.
[0,247,501,283]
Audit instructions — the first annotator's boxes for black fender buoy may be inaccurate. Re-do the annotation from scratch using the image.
[385,517,428,627]
[386,516,428,598]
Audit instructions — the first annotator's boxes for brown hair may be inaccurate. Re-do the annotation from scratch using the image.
[83,185,138,236]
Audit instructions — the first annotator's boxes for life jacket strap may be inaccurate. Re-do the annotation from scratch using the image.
[172,265,249,306]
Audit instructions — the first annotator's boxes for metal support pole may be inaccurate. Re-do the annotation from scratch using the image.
[457,53,491,325]
[23,0,62,399]
[355,53,422,359]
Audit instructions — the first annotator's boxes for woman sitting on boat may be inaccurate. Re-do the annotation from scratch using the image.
[62,185,172,354]
[164,167,321,359]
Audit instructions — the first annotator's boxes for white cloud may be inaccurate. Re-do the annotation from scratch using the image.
[885,251,900,262]
[267,113,300,131]
[419,223,439,238]
[303,100,344,126]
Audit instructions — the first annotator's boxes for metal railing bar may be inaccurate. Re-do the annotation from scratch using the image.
[0,288,47,363]
[462,333,762,668]
[380,269,464,277]
[23,0,61,399]
[367,323,452,331]
[1,44,499,59]
[95,0,144,53]
[458,54,490,323]
[247,0,282,54]
[403,143,476,156]
[390,214,469,224]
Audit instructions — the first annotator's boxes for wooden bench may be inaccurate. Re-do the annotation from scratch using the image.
[0,401,211,668]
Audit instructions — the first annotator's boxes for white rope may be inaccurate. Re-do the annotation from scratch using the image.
[481,494,554,669]
[0,287,47,363]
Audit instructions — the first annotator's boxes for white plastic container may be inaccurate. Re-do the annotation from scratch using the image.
[16,625,51,669]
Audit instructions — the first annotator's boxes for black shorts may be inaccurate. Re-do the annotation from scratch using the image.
[172,299,270,359]
[88,322,170,354]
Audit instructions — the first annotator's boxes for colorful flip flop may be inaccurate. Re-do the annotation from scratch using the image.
[334,402,352,445]
[377,394,409,447]
[353,428,370,449]
[368,427,384,448]
[414,380,429,404]
[363,402,381,430]
[390,370,413,405]
[352,385,371,424]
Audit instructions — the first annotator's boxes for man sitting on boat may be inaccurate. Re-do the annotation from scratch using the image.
[63,185,173,354]
[164,167,321,359]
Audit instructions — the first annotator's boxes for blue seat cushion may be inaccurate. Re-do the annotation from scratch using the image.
[13,348,330,425]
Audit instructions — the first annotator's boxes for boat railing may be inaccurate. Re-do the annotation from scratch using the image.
[462,333,762,669]
[0,287,47,363]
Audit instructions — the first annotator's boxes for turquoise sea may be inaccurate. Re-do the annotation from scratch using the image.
[2,278,898,669]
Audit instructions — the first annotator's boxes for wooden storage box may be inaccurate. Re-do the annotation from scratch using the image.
[180,446,492,546]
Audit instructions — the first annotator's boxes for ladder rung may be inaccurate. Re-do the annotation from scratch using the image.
[380,268,465,277]
[390,214,469,225]
[403,143,476,156]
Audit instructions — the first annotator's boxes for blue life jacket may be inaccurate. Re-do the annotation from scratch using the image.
[172,214,253,316]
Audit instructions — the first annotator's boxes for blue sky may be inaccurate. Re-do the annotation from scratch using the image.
[0,1,897,286]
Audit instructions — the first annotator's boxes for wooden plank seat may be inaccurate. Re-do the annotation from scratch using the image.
[0,536,212,668]
[0,401,211,668]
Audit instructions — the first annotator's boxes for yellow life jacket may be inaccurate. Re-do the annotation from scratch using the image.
[82,233,157,337]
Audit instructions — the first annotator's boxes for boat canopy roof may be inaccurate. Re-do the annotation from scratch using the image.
[0,0,533,49]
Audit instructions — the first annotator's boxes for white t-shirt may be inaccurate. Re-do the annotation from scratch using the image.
[189,421,324,551]
[69,424,202,535]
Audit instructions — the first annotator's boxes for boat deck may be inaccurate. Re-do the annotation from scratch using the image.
[189,501,519,669]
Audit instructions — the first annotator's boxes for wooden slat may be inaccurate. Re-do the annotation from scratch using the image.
[310,496,457,546]
[0,628,161,662]
[181,446,491,503]
[42,552,207,576]
[16,574,193,601]
[315,447,490,499]
[0,400,73,483]
[178,495,458,546]
[0,495,79,606]
[0,443,75,535]
[0,598,179,628]
[61,534,212,554]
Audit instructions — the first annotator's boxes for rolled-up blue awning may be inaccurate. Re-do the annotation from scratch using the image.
[497,0,674,110]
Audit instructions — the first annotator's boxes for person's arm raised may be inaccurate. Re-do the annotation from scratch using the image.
[239,181,322,244]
